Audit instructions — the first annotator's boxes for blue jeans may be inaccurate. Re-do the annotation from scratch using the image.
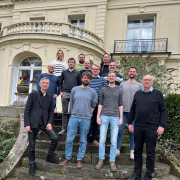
[65,117,90,160]
[117,112,134,150]
[99,115,119,162]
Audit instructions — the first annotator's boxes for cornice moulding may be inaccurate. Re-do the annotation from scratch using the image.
[107,0,180,9]
[0,3,14,9]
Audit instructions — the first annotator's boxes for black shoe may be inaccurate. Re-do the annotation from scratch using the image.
[127,174,141,180]
[46,155,59,164]
[39,130,43,134]
[29,163,35,176]
[58,128,66,135]
[144,177,151,180]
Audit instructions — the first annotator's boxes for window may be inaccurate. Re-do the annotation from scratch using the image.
[126,18,155,52]
[69,15,85,38]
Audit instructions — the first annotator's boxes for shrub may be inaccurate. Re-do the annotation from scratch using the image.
[0,119,17,161]
[160,94,180,142]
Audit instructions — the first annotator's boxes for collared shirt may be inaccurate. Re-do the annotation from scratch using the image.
[142,86,153,93]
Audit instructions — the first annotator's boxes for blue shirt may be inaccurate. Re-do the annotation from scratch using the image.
[37,73,60,96]
[142,87,153,93]
[89,76,107,99]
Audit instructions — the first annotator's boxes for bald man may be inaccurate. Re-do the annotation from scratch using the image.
[79,60,92,75]
[37,63,60,112]
[127,75,167,180]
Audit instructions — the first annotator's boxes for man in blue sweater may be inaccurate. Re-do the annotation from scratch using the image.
[37,63,60,111]
[127,75,167,180]
[60,71,98,169]
[87,64,107,146]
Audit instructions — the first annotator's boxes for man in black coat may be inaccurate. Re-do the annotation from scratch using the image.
[24,77,59,176]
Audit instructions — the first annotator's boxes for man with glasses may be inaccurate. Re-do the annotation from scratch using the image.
[75,54,85,71]
[87,64,107,146]
[127,75,167,180]
[96,71,123,172]
[99,53,110,76]
[37,63,60,112]
[58,57,82,135]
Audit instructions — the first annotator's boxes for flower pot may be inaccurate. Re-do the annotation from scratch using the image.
[17,84,29,93]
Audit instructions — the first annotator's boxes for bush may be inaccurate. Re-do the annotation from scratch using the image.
[160,94,180,142]
[0,119,17,161]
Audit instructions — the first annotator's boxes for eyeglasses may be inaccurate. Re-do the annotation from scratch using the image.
[92,69,100,71]
[142,79,152,82]
[48,66,55,69]
[108,75,116,77]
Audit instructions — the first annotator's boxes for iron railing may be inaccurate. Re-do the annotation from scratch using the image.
[114,38,168,53]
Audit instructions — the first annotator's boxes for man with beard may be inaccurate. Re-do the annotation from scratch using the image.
[58,57,82,135]
[101,61,123,85]
[75,54,85,71]
[37,63,60,112]
[116,67,143,159]
[99,53,110,76]
[60,71,98,168]
[96,71,123,172]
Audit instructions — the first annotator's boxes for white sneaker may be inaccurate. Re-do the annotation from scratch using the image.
[130,150,134,159]
[116,149,120,156]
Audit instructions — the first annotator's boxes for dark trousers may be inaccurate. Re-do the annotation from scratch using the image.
[28,122,59,164]
[87,106,98,142]
[134,126,158,179]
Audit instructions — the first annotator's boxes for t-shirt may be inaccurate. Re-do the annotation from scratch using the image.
[120,81,143,112]
[75,64,84,71]
[70,86,98,120]
[79,69,92,75]
[52,60,67,76]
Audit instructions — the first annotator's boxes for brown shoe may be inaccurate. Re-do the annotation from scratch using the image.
[95,159,103,170]
[77,160,83,169]
[109,161,117,172]
[92,140,99,147]
[60,159,71,167]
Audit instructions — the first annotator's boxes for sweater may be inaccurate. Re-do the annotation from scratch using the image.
[70,86,98,120]
[128,89,167,128]
[89,76,107,99]
[60,69,82,93]
[120,81,143,112]
[37,73,60,96]
[99,86,123,117]
[52,60,67,76]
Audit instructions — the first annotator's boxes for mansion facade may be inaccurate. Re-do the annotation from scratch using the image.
[0,0,179,107]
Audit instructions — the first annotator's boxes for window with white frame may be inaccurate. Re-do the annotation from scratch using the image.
[69,16,85,38]
[126,18,155,52]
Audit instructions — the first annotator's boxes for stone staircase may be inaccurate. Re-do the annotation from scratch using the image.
[7,114,180,180]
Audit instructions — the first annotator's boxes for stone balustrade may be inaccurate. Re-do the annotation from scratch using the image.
[1,21,104,48]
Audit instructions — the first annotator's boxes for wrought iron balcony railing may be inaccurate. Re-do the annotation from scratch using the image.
[114,39,168,53]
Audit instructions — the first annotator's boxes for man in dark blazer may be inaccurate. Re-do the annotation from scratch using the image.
[24,77,59,176]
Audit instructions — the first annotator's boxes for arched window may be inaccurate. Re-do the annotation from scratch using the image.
[11,57,42,105]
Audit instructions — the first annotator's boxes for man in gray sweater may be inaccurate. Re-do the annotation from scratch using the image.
[60,71,98,169]
[96,71,123,172]
[116,67,143,159]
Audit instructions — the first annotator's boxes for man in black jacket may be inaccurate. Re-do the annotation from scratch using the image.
[24,77,59,176]
[127,75,167,180]
[99,53,110,76]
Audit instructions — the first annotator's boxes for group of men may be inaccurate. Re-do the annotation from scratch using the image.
[24,53,167,180]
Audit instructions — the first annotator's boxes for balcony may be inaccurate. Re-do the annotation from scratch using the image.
[114,39,168,53]
[1,21,103,48]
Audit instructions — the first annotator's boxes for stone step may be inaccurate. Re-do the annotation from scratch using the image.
[14,167,118,180]
[22,157,170,179]
[36,132,130,143]
[35,140,136,153]
[35,148,146,165]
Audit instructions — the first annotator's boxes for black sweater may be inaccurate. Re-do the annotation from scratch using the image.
[128,89,167,128]
[60,69,82,93]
